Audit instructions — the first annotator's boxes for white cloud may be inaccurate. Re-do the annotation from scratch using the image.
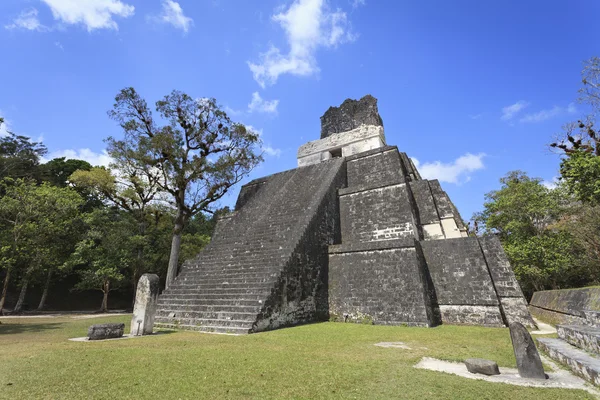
[469,113,482,120]
[501,100,529,120]
[43,148,112,167]
[0,111,10,137]
[5,8,46,31]
[542,177,559,190]
[520,103,578,123]
[351,0,366,8]
[244,125,282,157]
[54,41,64,50]
[263,145,282,157]
[158,0,193,33]
[248,0,357,88]
[248,92,279,114]
[412,153,485,184]
[41,0,135,31]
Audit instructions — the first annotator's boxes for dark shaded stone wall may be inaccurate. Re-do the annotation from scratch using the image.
[346,147,402,188]
[410,180,439,225]
[421,238,499,306]
[320,95,383,139]
[340,185,416,243]
[329,246,434,326]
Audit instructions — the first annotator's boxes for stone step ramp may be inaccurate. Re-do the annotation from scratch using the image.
[158,293,266,302]
[156,309,259,321]
[153,322,251,335]
[558,325,600,355]
[155,303,261,313]
[538,338,600,386]
[155,316,255,328]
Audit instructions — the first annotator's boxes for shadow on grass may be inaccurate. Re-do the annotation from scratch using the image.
[0,321,65,335]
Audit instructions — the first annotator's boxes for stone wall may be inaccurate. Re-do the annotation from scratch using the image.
[420,237,504,327]
[530,287,600,325]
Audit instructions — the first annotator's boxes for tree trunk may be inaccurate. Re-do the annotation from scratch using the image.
[37,269,53,311]
[14,272,30,313]
[0,266,11,314]
[100,280,110,312]
[165,212,185,289]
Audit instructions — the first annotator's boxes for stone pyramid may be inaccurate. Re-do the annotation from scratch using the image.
[154,95,535,334]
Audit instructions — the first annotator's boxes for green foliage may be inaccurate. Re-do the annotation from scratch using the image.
[472,171,581,295]
[66,209,133,310]
[0,179,84,311]
[560,146,600,205]
[0,132,47,181]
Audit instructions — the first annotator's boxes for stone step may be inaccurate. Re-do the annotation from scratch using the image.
[155,316,254,329]
[176,275,278,285]
[182,265,284,274]
[155,303,261,314]
[558,325,600,355]
[162,287,271,295]
[167,281,273,290]
[156,309,258,321]
[178,271,280,281]
[158,293,265,302]
[537,338,600,387]
[154,322,250,335]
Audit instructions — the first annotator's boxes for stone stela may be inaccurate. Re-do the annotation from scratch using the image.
[131,274,160,336]
[153,95,536,334]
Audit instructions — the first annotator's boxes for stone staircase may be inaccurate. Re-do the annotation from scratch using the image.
[538,316,600,386]
[154,159,345,334]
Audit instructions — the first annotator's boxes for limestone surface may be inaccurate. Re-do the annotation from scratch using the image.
[87,323,124,340]
[464,358,500,375]
[509,322,546,379]
[131,274,160,336]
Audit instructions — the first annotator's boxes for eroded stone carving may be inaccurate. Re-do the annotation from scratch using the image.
[130,274,160,336]
[87,323,124,340]
[464,358,500,375]
[509,322,547,379]
[320,94,383,139]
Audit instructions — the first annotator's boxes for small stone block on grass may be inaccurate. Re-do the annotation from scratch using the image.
[87,323,125,340]
[464,358,500,375]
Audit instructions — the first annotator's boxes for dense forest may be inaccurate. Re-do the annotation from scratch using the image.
[0,88,262,314]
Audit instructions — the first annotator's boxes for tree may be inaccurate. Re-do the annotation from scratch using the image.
[472,171,581,296]
[551,119,600,205]
[0,179,83,313]
[66,209,133,312]
[107,88,262,288]
[70,166,164,297]
[0,179,40,313]
[550,57,600,205]
[12,183,83,312]
[0,123,47,181]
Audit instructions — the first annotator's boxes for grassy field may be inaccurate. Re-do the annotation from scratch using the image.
[0,316,592,399]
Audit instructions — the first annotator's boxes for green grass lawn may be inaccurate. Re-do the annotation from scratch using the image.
[0,316,592,399]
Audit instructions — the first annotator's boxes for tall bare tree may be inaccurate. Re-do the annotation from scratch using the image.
[107,88,262,288]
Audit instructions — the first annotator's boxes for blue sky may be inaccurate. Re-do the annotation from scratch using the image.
[1,0,598,219]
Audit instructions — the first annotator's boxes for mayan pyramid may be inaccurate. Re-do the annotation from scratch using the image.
[154,95,536,334]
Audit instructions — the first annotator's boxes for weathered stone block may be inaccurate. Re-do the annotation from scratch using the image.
[509,322,546,379]
[87,323,124,340]
[131,274,160,336]
[320,94,383,138]
[464,358,500,375]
